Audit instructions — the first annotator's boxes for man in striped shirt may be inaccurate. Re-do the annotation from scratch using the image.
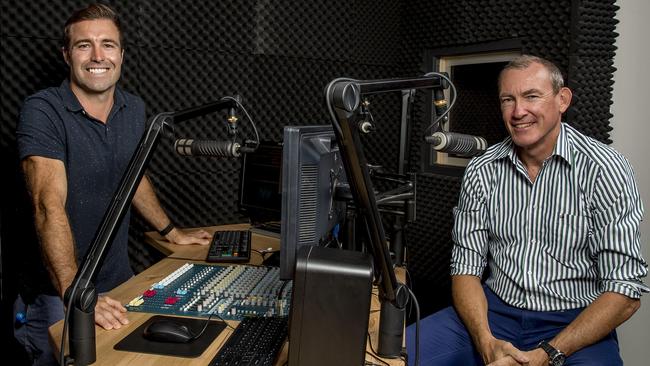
[407,55,647,366]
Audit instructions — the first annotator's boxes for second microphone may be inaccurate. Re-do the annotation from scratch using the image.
[175,139,242,158]
[426,131,488,158]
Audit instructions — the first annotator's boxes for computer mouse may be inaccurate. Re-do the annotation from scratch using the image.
[142,319,195,343]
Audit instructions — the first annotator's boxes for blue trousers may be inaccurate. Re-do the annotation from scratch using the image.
[14,294,64,366]
[406,287,622,366]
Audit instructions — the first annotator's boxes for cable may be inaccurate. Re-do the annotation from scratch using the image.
[405,286,421,366]
[188,309,238,346]
[220,95,260,150]
[404,268,414,319]
[400,350,408,363]
[366,331,391,366]
[189,311,222,342]
[422,71,457,135]
[274,279,291,319]
[60,294,73,365]
[404,267,413,289]
[251,248,267,258]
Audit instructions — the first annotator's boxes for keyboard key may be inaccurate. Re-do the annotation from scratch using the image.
[206,230,251,263]
[209,317,288,366]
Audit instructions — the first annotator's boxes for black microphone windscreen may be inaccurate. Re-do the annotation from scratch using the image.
[174,139,240,158]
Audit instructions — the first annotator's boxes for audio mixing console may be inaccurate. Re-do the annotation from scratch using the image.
[125,263,292,321]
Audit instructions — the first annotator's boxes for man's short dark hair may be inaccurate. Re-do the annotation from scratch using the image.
[499,55,565,94]
[62,3,122,50]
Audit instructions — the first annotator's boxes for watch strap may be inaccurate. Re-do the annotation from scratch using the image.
[158,222,175,236]
[538,340,565,366]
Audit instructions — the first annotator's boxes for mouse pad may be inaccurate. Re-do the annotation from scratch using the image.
[114,315,227,358]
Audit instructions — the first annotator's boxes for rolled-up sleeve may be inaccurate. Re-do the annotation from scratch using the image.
[590,157,648,299]
[451,162,489,277]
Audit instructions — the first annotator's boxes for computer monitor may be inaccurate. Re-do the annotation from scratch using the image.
[279,125,348,280]
[239,141,283,227]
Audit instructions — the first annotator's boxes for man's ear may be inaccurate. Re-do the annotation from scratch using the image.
[62,47,70,66]
[558,86,573,113]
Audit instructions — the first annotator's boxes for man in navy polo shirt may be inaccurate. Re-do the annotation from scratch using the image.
[14,4,211,365]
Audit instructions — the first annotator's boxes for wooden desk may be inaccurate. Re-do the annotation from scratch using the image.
[49,225,405,365]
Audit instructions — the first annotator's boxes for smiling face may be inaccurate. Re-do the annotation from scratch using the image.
[498,62,572,161]
[63,19,123,98]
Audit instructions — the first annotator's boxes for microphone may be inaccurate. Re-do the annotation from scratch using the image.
[426,131,487,157]
[175,139,242,158]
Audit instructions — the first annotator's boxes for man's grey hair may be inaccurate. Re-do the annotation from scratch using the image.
[498,55,565,94]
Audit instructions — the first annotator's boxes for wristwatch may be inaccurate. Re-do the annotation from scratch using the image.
[538,340,566,366]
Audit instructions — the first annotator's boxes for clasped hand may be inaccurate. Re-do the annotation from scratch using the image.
[483,337,549,366]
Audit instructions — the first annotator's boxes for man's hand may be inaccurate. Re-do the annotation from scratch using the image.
[519,348,550,366]
[94,295,129,330]
[486,346,548,366]
[481,336,530,365]
[165,228,211,246]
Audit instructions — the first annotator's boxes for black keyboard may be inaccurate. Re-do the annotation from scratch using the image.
[209,316,288,366]
[206,230,251,263]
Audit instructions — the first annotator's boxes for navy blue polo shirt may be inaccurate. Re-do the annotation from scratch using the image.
[17,80,146,293]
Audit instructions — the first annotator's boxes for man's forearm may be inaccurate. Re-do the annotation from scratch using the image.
[132,175,211,246]
[132,175,172,232]
[35,205,77,297]
[452,275,493,350]
[550,291,640,356]
[23,156,78,298]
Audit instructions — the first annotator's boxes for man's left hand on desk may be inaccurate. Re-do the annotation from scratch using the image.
[165,228,211,246]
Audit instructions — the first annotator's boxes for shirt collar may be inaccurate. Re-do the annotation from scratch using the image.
[60,79,84,112]
[552,123,572,165]
[492,122,573,166]
[59,79,128,113]
[493,136,515,161]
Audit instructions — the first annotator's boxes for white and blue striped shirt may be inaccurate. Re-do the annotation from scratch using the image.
[451,123,647,311]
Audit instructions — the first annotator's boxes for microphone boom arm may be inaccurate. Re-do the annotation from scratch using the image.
[325,75,449,358]
[326,75,446,298]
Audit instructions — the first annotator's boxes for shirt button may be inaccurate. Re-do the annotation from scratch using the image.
[527,271,533,275]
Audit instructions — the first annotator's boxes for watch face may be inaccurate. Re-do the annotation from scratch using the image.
[551,353,566,366]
